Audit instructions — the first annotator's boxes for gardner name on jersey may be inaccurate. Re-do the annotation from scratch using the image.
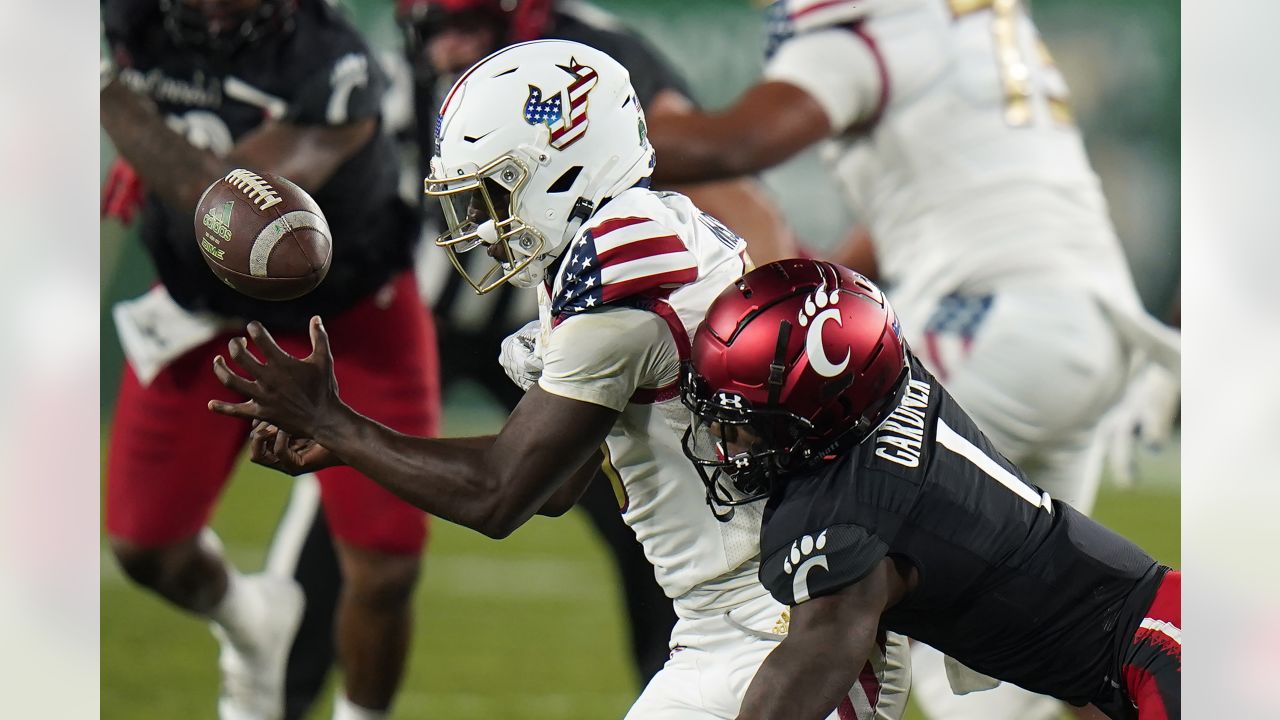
[759,351,1166,707]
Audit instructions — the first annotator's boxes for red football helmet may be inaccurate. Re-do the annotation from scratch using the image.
[681,259,909,517]
[397,0,554,56]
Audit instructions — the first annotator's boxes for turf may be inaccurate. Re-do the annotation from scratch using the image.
[101,396,1179,720]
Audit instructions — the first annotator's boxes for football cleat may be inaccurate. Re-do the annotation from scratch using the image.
[211,573,305,720]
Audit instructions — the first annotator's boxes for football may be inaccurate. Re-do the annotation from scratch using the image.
[193,168,332,301]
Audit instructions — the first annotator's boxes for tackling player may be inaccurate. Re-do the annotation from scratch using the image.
[100,1,439,719]
[210,39,908,720]
[680,259,1180,720]
[642,1,1180,716]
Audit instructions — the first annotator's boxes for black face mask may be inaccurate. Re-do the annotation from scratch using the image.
[680,423,777,523]
[680,363,815,522]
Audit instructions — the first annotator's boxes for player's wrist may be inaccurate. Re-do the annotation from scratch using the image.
[309,400,361,455]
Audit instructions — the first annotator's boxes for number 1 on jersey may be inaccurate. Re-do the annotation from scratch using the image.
[936,419,1052,512]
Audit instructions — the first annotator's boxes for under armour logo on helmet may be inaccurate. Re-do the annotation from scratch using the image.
[715,392,745,410]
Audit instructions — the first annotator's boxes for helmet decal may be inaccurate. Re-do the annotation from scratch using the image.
[522,58,599,150]
[714,391,746,410]
[798,289,850,378]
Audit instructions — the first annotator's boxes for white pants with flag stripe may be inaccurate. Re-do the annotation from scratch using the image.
[906,284,1128,513]
[625,589,910,719]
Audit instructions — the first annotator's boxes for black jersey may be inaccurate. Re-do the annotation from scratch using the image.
[104,0,418,330]
[759,352,1165,708]
[410,3,693,346]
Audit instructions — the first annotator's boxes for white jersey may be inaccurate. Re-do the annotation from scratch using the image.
[534,186,772,615]
[763,0,1174,367]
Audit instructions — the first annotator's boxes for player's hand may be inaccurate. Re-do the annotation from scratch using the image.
[499,319,543,392]
[248,420,339,476]
[208,316,343,438]
[1104,363,1180,487]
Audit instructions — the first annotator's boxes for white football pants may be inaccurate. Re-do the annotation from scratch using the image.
[625,590,911,719]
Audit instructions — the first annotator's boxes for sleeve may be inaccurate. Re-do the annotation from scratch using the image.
[758,458,911,606]
[286,39,388,127]
[763,27,883,133]
[538,307,681,411]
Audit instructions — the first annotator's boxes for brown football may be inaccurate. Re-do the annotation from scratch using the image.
[193,169,332,301]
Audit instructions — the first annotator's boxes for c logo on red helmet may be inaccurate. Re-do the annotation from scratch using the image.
[798,289,850,378]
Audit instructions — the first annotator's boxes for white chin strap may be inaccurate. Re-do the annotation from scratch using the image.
[507,263,543,288]
[559,155,620,246]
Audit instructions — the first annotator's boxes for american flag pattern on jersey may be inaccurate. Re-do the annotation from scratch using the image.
[921,293,994,382]
[551,216,698,320]
[523,58,599,150]
[765,0,869,56]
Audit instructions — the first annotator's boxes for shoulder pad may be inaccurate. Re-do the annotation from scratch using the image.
[551,215,697,320]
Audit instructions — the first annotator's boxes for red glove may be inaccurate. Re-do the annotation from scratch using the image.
[101,157,145,224]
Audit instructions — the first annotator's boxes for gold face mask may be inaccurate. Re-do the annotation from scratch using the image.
[425,155,547,294]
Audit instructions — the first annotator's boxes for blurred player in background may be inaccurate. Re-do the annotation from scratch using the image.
[99,1,438,719]
[211,39,909,720]
[681,259,1181,720]
[258,2,802,710]
[643,1,1179,716]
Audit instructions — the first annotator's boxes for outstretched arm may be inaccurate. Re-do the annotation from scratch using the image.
[246,420,600,520]
[644,89,799,263]
[649,24,888,187]
[100,78,374,216]
[311,385,611,537]
[737,557,907,720]
[209,318,619,539]
[647,81,831,184]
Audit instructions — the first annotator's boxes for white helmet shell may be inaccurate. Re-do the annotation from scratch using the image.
[427,39,655,291]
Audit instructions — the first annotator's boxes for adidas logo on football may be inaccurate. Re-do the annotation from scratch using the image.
[202,200,234,242]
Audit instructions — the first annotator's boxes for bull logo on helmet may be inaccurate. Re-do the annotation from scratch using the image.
[797,288,851,378]
[522,58,599,150]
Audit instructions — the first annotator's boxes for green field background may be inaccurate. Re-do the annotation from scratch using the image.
[101,1,1179,718]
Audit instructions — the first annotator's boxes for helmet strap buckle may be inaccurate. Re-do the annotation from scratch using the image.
[562,197,595,244]
[766,320,793,407]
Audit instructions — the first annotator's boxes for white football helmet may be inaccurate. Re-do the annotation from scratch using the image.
[426,39,655,292]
